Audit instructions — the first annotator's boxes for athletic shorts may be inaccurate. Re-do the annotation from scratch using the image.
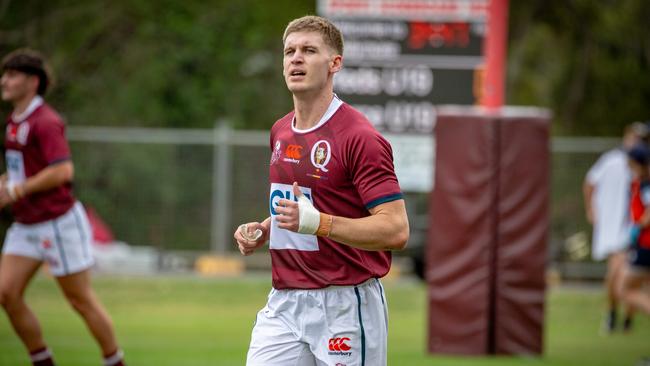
[629,247,650,272]
[246,278,388,366]
[2,201,94,277]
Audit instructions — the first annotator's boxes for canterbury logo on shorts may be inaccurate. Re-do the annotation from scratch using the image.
[328,337,351,352]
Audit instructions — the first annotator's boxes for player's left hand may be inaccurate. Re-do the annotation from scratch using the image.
[275,183,302,232]
[276,182,321,234]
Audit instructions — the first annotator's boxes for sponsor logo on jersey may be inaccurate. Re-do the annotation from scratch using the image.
[310,140,331,173]
[5,150,27,184]
[270,140,282,165]
[283,144,302,164]
[328,337,352,356]
[6,123,30,145]
[269,183,312,216]
[6,124,18,142]
[269,183,318,251]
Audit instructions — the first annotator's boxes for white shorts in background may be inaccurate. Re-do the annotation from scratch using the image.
[247,278,388,366]
[2,201,94,277]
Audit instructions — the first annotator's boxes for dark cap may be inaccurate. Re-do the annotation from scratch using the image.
[627,144,650,165]
[1,48,51,95]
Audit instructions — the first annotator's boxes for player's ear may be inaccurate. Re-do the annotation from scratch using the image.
[330,54,342,74]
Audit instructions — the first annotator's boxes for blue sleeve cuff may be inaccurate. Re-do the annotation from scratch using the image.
[365,193,404,210]
[49,157,71,165]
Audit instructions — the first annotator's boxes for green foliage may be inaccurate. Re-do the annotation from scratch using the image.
[1,1,648,134]
[508,0,650,135]
[70,141,215,249]
[1,0,314,128]
[1,1,315,247]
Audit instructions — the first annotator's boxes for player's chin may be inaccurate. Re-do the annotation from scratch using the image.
[286,82,309,94]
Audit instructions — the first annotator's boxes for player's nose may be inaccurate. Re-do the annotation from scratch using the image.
[290,51,304,63]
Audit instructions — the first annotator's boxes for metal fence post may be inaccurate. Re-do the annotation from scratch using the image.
[212,120,232,255]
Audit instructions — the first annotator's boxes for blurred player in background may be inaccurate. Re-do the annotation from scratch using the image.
[583,122,646,333]
[234,16,409,366]
[620,145,650,319]
[0,49,125,366]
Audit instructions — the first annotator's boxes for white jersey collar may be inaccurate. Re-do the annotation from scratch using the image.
[12,95,44,123]
[292,94,343,134]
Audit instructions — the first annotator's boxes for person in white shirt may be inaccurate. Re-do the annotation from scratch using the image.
[583,122,647,333]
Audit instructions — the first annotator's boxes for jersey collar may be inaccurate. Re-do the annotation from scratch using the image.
[291,94,343,134]
[12,95,44,123]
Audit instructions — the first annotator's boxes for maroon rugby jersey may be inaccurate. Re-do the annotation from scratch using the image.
[268,98,403,289]
[4,97,75,224]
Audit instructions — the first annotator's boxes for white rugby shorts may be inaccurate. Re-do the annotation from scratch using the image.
[246,278,388,366]
[2,201,94,277]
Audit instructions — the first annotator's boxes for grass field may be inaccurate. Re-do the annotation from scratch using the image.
[0,274,648,366]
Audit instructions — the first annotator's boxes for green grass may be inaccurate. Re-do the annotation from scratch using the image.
[0,275,648,365]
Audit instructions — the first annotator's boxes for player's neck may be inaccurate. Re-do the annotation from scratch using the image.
[292,90,334,130]
[12,93,38,118]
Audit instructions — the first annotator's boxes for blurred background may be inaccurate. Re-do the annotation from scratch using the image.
[1,0,649,280]
[1,1,650,365]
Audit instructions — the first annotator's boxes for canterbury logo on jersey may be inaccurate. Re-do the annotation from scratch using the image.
[6,123,30,145]
[285,144,303,159]
[329,337,351,351]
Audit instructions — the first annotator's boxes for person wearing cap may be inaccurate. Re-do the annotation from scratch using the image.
[583,122,646,333]
[619,144,650,319]
[0,49,126,366]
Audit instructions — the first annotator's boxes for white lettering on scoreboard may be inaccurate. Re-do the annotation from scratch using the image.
[335,66,433,97]
[319,0,487,191]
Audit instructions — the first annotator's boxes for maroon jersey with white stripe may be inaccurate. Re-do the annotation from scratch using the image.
[268,101,403,289]
[4,101,75,224]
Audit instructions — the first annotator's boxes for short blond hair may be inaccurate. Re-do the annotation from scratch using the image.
[283,15,344,55]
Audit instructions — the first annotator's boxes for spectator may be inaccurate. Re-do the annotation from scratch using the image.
[583,122,647,333]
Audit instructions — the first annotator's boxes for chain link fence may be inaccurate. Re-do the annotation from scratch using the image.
[1,124,618,277]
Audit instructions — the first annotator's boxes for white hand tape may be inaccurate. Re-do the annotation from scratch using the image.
[239,224,263,241]
[297,194,320,235]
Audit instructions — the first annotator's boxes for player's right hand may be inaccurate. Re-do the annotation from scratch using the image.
[234,222,268,256]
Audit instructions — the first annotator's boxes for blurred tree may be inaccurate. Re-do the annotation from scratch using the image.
[1,0,648,134]
[0,0,316,248]
[508,0,650,135]
[0,0,314,128]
